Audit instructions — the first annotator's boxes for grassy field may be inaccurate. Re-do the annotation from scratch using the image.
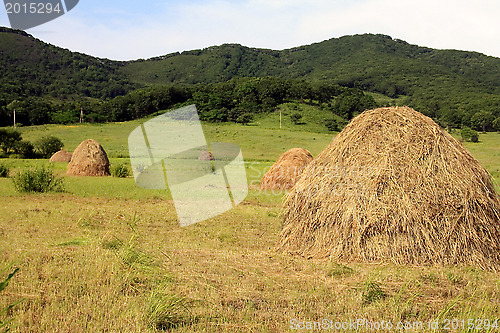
[0,112,499,332]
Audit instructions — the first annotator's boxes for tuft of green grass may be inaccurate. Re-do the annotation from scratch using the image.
[11,165,64,193]
[326,262,355,277]
[362,281,386,305]
[144,289,192,331]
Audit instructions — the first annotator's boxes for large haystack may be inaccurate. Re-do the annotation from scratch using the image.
[49,150,72,163]
[278,107,500,270]
[67,139,110,176]
[260,148,313,190]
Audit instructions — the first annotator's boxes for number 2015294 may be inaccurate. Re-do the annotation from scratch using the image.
[5,2,62,14]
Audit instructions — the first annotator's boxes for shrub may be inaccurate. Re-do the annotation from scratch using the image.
[290,112,302,125]
[461,127,479,142]
[0,164,9,178]
[12,165,64,193]
[111,163,131,178]
[235,113,253,125]
[14,141,37,159]
[325,118,338,131]
[34,136,64,158]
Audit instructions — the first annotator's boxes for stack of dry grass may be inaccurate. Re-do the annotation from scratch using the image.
[67,139,110,176]
[198,150,214,161]
[278,106,500,270]
[49,150,72,163]
[260,148,313,190]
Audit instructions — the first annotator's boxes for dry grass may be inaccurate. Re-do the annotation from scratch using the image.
[0,195,499,332]
[278,107,500,270]
[260,148,313,190]
[67,139,110,176]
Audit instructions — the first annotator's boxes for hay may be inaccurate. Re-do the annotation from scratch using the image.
[278,107,500,270]
[49,150,72,163]
[260,148,313,190]
[67,139,110,176]
[198,150,214,161]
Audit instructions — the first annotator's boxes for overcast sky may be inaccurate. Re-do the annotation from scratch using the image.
[1,0,499,61]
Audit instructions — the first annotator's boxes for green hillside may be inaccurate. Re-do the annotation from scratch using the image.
[1,27,500,130]
[0,28,136,106]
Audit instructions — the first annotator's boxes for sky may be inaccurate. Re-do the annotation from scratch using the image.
[1,0,500,61]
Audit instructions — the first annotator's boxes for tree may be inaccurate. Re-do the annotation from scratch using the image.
[492,117,500,132]
[34,136,64,158]
[0,129,22,154]
[470,111,495,132]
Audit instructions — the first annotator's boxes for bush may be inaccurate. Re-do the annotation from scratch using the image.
[12,165,64,193]
[325,118,338,131]
[34,136,64,158]
[0,129,22,154]
[290,112,302,125]
[14,140,37,159]
[0,164,9,178]
[235,113,253,125]
[461,127,479,142]
[111,163,131,178]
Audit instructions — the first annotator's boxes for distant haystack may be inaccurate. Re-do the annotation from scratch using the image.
[278,107,500,270]
[260,148,313,190]
[67,139,110,176]
[49,150,72,163]
[198,150,214,161]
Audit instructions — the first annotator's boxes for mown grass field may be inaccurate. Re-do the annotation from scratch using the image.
[0,109,499,332]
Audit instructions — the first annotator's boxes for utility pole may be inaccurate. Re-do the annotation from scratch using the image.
[13,109,16,129]
[79,107,83,123]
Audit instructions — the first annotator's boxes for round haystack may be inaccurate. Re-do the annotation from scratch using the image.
[67,139,110,176]
[198,150,214,161]
[49,150,72,163]
[278,106,500,270]
[260,148,313,190]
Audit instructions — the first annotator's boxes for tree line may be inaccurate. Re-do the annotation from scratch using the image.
[0,77,377,127]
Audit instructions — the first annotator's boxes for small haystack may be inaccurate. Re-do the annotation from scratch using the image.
[49,150,72,163]
[278,107,500,270]
[260,148,313,190]
[67,139,110,176]
[198,150,214,161]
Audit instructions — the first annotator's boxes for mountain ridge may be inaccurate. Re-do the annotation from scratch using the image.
[1,27,500,129]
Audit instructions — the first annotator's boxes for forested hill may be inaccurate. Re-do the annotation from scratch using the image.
[122,34,500,123]
[1,27,500,130]
[0,27,136,102]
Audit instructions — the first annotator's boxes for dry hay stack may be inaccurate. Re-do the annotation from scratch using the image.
[278,106,500,270]
[198,150,214,161]
[49,150,72,163]
[260,148,313,190]
[67,139,110,176]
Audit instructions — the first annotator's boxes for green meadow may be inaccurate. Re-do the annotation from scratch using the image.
[0,108,499,332]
